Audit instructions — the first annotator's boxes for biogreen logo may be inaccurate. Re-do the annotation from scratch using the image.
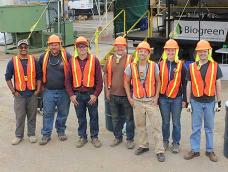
[176,23,182,35]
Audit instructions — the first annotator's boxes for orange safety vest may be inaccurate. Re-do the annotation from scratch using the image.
[42,49,68,83]
[131,61,155,99]
[13,55,36,91]
[189,61,217,97]
[160,60,183,98]
[71,54,95,88]
[106,54,132,89]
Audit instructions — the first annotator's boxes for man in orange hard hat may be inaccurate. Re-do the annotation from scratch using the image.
[159,39,187,153]
[65,36,103,148]
[104,36,135,149]
[124,41,165,162]
[38,34,71,145]
[184,40,223,162]
[5,39,42,145]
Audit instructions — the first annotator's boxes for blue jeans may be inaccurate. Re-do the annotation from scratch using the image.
[74,91,99,139]
[159,96,182,145]
[109,95,135,141]
[41,89,70,137]
[190,99,215,152]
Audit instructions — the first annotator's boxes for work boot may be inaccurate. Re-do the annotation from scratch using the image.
[76,138,88,148]
[91,138,102,148]
[134,147,149,155]
[11,137,22,145]
[157,153,166,162]
[126,140,135,149]
[110,138,122,147]
[29,136,37,143]
[163,142,169,151]
[206,152,218,162]
[58,133,67,141]
[184,151,200,160]
[170,143,180,153]
[39,136,51,145]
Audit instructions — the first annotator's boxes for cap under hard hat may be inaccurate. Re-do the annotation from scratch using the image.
[17,39,29,47]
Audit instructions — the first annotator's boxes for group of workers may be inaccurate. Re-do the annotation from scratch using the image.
[5,34,223,162]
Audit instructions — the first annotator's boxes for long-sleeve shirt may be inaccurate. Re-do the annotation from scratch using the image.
[65,54,103,97]
[159,60,187,102]
[5,56,42,97]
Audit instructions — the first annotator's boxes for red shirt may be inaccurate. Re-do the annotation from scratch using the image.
[65,54,103,97]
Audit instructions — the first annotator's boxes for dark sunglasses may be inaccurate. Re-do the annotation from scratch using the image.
[77,44,87,48]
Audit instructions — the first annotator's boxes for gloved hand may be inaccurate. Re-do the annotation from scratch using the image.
[214,101,222,112]
[186,103,192,112]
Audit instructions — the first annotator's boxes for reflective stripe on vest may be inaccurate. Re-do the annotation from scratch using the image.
[72,54,95,88]
[13,55,36,91]
[160,60,183,98]
[131,61,155,99]
[106,54,132,88]
[42,49,68,83]
[190,62,217,97]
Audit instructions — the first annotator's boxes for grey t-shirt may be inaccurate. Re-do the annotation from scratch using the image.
[186,61,223,103]
[124,62,159,101]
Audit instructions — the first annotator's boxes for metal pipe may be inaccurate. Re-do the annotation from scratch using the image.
[167,0,171,38]
[62,0,66,45]
[105,0,108,25]
[113,0,117,38]
[224,101,228,158]
[58,0,60,35]
[198,0,201,40]
[3,32,7,53]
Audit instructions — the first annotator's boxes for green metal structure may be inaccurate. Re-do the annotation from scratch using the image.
[0,4,74,54]
[0,5,46,32]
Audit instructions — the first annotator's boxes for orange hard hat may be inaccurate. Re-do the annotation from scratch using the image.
[164,39,179,49]
[113,36,127,46]
[136,41,151,52]
[75,36,89,46]
[195,40,212,51]
[48,34,61,44]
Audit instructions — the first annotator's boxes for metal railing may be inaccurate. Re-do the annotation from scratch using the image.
[93,9,126,57]
[100,10,152,66]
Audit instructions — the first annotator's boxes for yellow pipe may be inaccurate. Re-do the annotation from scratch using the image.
[99,9,125,35]
[147,11,150,37]
[95,9,125,57]
[123,10,126,36]
[124,10,149,37]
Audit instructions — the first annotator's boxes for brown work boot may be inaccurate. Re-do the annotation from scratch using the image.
[126,140,135,149]
[110,138,122,147]
[206,152,218,162]
[76,138,88,148]
[58,133,67,141]
[91,138,102,148]
[184,151,200,160]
